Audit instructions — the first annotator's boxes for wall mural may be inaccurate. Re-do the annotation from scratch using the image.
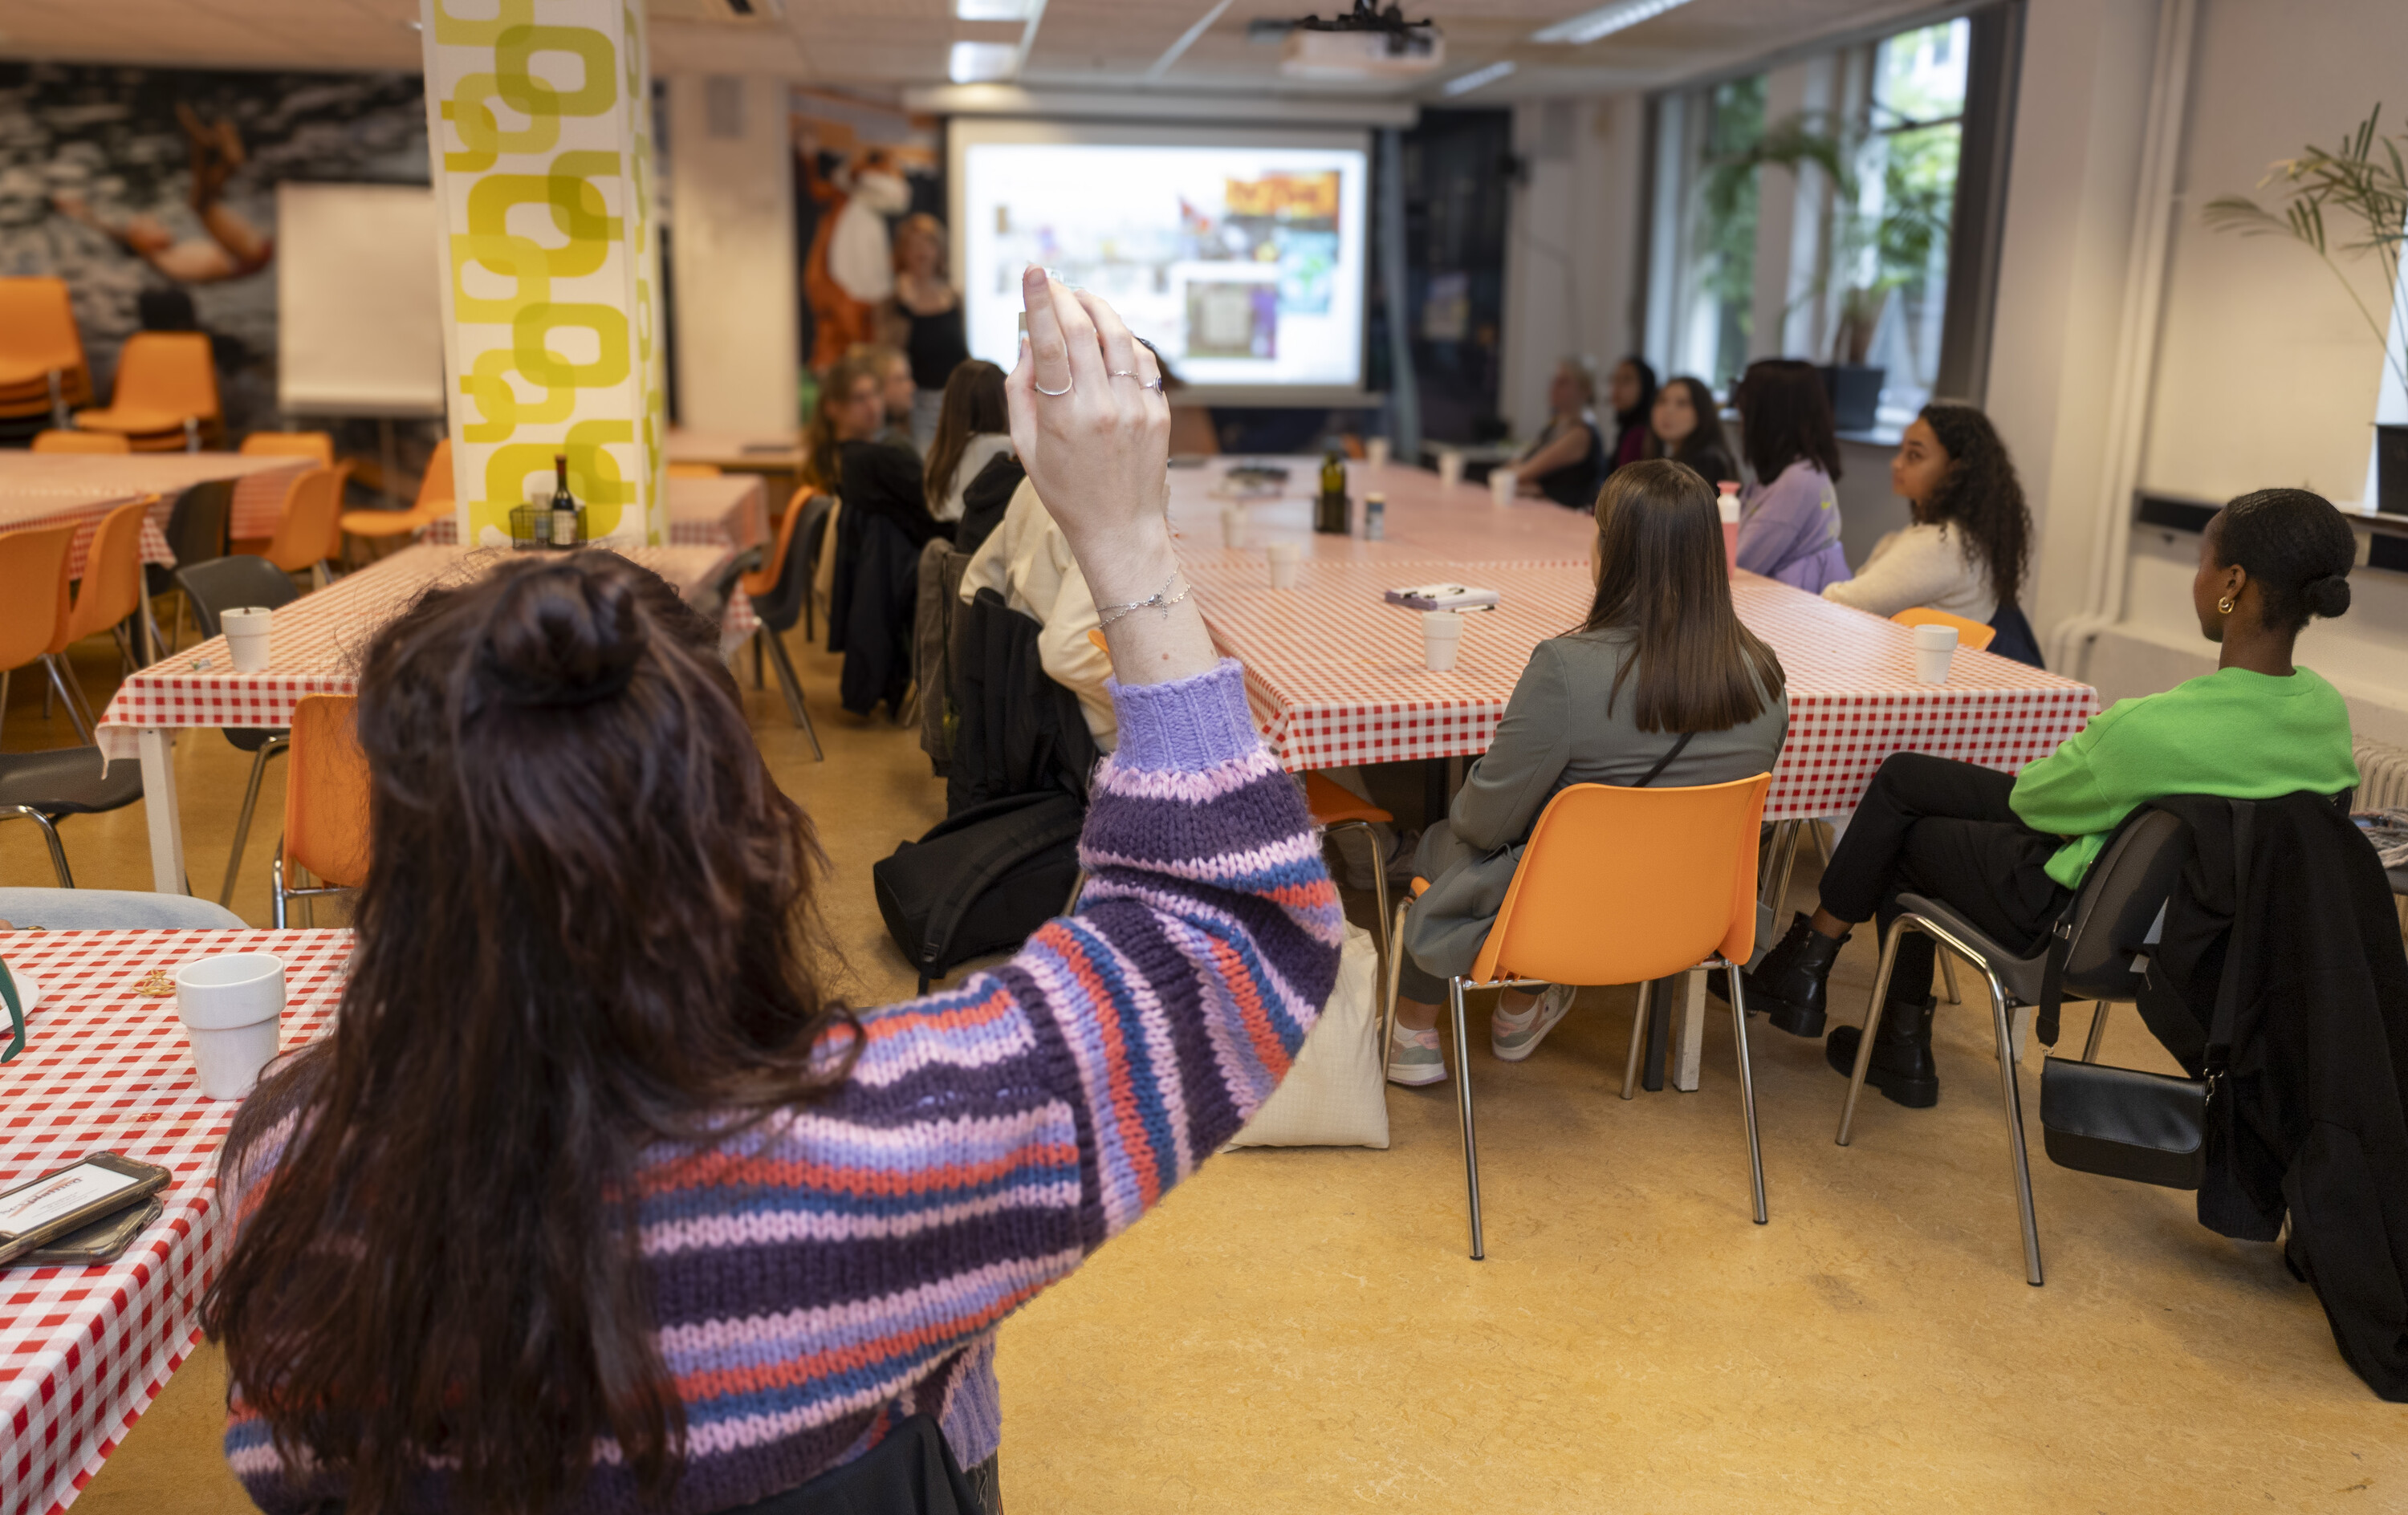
[0,62,428,438]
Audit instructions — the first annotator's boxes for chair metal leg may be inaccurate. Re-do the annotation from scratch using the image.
[3,807,75,886]
[753,633,765,689]
[1836,916,1913,1146]
[1381,893,1408,1059]
[762,628,825,761]
[1724,961,1770,1224]
[1327,818,1392,1017]
[1770,819,1804,912]
[1983,964,2045,1286]
[1621,978,1652,1100]
[2081,1003,2109,1062]
[40,655,94,743]
[220,738,287,908]
[1448,975,1483,1261]
[271,855,287,928]
[1939,949,1963,1005]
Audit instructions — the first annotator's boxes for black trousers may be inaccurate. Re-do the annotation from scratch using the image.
[1818,753,2074,1003]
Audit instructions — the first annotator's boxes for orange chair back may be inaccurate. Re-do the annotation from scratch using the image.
[0,523,78,672]
[1891,607,1996,653]
[416,439,455,510]
[61,497,157,646]
[741,486,820,599]
[1470,773,1771,985]
[263,464,352,572]
[239,431,336,466]
[31,429,128,455]
[666,461,722,478]
[105,331,220,424]
[0,278,89,386]
[284,695,372,892]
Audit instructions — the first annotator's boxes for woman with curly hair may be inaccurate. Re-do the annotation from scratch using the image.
[1824,402,2038,660]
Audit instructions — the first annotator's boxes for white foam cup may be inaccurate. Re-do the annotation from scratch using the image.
[1437,450,1465,489]
[221,607,274,673]
[1267,542,1300,589]
[1488,466,1518,508]
[1221,506,1248,550]
[1913,623,1959,685]
[1365,437,1392,469]
[174,952,285,1100]
[1422,609,1464,672]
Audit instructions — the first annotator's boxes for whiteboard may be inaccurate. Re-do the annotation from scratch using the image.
[275,182,446,417]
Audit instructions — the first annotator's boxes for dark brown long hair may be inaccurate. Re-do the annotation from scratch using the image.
[1737,359,1843,485]
[1581,459,1785,733]
[922,358,1007,503]
[804,353,880,491]
[1647,375,1739,485]
[204,553,856,1515]
[1914,401,2032,610]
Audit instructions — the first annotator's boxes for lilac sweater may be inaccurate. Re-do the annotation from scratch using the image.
[1739,461,1853,591]
[222,660,1343,1513]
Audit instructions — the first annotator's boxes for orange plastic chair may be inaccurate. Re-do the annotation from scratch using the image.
[1891,606,1997,652]
[0,278,92,420]
[59,497,158,675]
[667,462,723,478]
[74,331,222,450]
[340,438,455,546]
[242,463,352,580]
[275,694,372,927]
[31,429,129,455]
[1412,772,1773,1258]
[0,523,86,745]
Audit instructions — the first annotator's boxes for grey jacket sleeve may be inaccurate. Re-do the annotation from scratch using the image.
[1449,641,1575,854]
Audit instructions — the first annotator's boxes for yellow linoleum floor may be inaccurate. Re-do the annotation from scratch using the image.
[5,615,2401,1514]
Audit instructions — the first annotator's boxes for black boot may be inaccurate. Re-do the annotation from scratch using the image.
[1825,993,1940,1108]
[1727,912,1849,1037]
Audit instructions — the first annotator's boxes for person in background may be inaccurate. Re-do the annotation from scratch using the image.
[923,359,1014,525]
[958,474,1117,751]
[1387,461,1789,1084]
[205,268,1340,1515]
[1824,401,2043,667]
[1734,359,1852,591]
[881,212,972,454]
[1514,356,1609,510]
[1605,355,1661,472]
[1737,489,2358,1107]
[1646,375,1739,487]
[847,341,921,455]
[802,351,885,494]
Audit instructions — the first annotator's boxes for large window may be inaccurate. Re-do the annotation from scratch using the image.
[1855,21,1969,422]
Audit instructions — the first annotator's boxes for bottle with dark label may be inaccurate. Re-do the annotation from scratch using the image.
[551,453,578,548]
[1315,448,1349,535]
[1364,491,1385,540]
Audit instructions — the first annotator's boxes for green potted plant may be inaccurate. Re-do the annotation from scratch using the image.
[2204,104,2408,512]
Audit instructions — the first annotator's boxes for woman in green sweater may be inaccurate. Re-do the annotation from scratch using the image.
[1739,487,2361,1107]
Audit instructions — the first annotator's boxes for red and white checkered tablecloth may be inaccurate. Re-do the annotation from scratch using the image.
[1184,558,2098,821]
[0,928,352,1515]
[94,543,756,762]
[419,473,770,552]
[0,489,170,581]
[1168,455,1594,567]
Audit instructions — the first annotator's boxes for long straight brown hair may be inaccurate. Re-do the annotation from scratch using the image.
[204,554,856,1515]
[922,358,1007,503]
[1582,458,1785,733]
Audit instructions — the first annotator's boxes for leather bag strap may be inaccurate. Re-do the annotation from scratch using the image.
[1632,730,1695,789]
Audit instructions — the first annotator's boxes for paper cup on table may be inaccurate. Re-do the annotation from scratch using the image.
[1437,450,1465,489]
[1422,610,1465,672]
[1267,542,1300,589]
[1221,506,1248,550]
[1365,437,1392,469]
[1488,467,1518,508]
[174,952,285,1101]
[1912,623,1959,685]
[221,607,274,674]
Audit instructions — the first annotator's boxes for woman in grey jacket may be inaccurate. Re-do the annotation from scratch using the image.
[1389,460,1792,1083]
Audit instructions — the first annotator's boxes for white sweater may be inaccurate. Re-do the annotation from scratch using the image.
[1822,522,1997,622]
[933,433,1015,523]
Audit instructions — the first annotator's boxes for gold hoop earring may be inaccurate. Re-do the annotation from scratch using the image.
[2218,596,2234,615]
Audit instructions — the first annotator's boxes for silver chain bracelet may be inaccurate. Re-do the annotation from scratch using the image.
[1094,570,1191,628]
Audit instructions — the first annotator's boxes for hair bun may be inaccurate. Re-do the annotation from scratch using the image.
[2305,572,2353,620]
[479,558,646,709]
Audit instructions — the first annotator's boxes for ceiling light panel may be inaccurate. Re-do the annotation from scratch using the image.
[1530,0,1694,46]
[949,39,1020,81]
[1440,60,1515,95]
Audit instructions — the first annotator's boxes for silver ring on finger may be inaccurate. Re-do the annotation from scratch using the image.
[1033,376,1074,396]
[1108,369,1140,379]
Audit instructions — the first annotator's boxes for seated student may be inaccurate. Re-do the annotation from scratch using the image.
[1603,354,1660,473]
[958,475,1116,751]
[1513,357,1610,509]
[1739,488,2359,1107]
[1387,460,1790,1084]
[924,359,1015,525]
[845,340,922,455]
[205,270,1341,1515]
[1823,402,2041,664]
[819,355,950,716]
[1734,359,1852,591]
[1647,374,1739,486]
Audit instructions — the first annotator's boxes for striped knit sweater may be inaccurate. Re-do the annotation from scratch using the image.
[221,659,1342,1513]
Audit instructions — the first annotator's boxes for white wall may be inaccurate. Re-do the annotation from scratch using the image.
[1500,95,1647,440]
[666,74,799,437]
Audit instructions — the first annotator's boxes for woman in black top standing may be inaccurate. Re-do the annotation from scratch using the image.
[882,213,971,453]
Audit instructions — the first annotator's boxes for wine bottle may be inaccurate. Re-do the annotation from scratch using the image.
[551,453,577,549]
[1314,448,1349,535]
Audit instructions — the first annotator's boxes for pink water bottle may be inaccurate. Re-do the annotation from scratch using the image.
[1717,481,1742,575]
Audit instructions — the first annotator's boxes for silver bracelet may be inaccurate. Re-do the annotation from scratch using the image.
[1095,570,1191,628]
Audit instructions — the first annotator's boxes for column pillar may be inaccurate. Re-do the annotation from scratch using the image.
[420,0,667,547]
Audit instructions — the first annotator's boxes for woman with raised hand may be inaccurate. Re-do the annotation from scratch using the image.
[1734,359,1852,591]
[206,267,1342,1515]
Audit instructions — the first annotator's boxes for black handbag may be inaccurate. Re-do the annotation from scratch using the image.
[2036,802,2248,1190]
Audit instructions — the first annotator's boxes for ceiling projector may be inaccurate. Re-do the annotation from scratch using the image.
[1279,0,1445,79]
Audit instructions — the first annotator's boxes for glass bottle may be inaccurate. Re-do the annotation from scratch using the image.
[1315,448,1349,535]
[551,453,578,549]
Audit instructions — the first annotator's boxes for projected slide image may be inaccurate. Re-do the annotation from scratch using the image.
[961,140,1368,391]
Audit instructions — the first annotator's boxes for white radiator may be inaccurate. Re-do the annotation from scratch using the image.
[2356,738,2408,812]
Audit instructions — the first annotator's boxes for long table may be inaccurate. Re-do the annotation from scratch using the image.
[0,453,311,579]
[97,543,755,895]
[421,473,772,553]
[0,928,352,1515]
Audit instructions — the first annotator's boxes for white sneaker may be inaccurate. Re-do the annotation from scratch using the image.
[1387,1022,1447,1086]
[1491,984,1576,1062]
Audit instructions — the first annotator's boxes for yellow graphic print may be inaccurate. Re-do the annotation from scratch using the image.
[423,0,665,546]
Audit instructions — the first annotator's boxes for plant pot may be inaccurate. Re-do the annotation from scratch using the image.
[1820,364,1885,433]
[2377,424,2408,515]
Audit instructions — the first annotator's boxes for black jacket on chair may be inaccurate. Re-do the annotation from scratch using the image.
[829,440,950,717]
[946,587,1097,816]
[2138,791,2408,1401]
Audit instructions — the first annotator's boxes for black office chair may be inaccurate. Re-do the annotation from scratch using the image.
[146,479,234,652]
[1835,807,2194,1286]
[0,748,145,887]
[749,504,827,762]
[177,554,301,905]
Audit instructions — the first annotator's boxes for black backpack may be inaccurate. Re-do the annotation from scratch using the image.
[872,790,1087,993]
